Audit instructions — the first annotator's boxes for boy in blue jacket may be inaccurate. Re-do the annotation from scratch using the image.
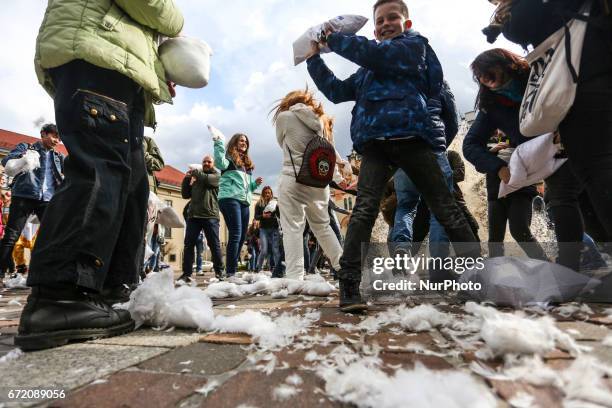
[307,0,480,312]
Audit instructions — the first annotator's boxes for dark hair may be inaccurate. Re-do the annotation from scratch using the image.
[470,48,529,110]
[41,123,57,135]
[373,0,409,19]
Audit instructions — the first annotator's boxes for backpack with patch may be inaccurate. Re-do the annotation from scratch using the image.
[287,135,336,188]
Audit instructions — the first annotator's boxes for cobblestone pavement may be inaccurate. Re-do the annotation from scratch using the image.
[0,270,611,408]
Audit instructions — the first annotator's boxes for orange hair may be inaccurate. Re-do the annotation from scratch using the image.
[271,88,334,142]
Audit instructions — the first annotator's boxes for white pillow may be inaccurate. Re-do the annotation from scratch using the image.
[159,37,213,88]
[293,15,368,66]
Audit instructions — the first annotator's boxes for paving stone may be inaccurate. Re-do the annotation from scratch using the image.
[587,315,612,325]
[365,331,440,352]
[0,325,18,335]
[52,370,207,408]
[312,307,362,327]
[90,328,201,348]
[557,321,610,341]
[305,326,360,343]
[139,343,247,376]
[543,349,573,360]
[579,341,612,365]
[0,334,14,347]
[488,379,563,408]
[201,369,340,408]
[379,351,453,372]
[0,319,19,328]
[0,343,168,399]
[274,345,339,369]
[200,333,253,345]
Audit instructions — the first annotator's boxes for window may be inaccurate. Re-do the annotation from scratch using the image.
[348,197,353,211]
[169,254,176,263]
[344,198,348,210]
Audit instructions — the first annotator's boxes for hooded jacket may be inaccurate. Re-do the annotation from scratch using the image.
[307,30,446,153]
[275,103,343,183]
[35,0,184,126]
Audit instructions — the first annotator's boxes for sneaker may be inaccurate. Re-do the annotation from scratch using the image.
[339,279,368,314]
[196,270,205,276]
[14,286,134,351]
[176,274,193,285]
[214,270,224,280]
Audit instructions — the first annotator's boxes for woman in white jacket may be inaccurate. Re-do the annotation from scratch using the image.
[272,89,350,280]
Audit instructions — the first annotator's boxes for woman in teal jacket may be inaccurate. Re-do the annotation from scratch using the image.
[211,127,262,277]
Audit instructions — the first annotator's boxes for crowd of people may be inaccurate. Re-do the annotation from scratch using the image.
[0,0,609,351]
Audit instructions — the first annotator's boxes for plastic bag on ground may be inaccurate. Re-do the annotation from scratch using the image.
[293,15,368,65]
[159,37,213,88]
[459,257,601,307]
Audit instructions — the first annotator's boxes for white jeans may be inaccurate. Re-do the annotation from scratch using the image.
[278,175,342,280]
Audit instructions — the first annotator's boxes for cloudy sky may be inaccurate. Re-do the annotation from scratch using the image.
[0,0,523,190]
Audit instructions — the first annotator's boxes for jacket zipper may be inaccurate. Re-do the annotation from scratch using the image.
[73,89,127,107]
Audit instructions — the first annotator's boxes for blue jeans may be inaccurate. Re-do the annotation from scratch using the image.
[219,199,250,276]
[248,246,258,271]
[146,234,160,272]
[256,227,282,277]
[391,151,453,259]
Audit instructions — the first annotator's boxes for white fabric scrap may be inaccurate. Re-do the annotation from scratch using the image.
[4,274,27,289]
[0,348,23,364]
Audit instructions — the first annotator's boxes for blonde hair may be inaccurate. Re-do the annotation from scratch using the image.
[271,88,334,143]
[258,186,273,207]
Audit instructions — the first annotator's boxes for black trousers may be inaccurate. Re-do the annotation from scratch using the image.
[560,74,612,246]
[545,162,586,271]
[0,197,47,276]
[339,139,480,282]
[487,194,547,260]
[28,60,149,292]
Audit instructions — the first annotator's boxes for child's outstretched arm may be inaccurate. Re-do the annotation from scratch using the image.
[326,32,426,76]
[306,54,358,104]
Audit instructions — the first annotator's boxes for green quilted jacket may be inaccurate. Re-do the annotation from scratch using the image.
[35,0,184,126]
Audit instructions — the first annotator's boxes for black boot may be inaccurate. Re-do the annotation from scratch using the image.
[101,284,133,305]
[15,285,134,351]
[339,279,368,313]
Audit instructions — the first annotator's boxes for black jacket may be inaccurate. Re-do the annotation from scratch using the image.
[463,97,538,201]
[502,0,612,83]
[254,201,280,230]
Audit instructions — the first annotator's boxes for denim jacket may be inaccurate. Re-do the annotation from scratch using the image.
[307,30,446,153]
[1,142,64,201]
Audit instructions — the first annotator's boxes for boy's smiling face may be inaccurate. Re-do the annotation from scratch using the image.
[374,2,412,41]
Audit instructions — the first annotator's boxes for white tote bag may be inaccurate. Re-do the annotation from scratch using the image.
[519,1,592,137]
